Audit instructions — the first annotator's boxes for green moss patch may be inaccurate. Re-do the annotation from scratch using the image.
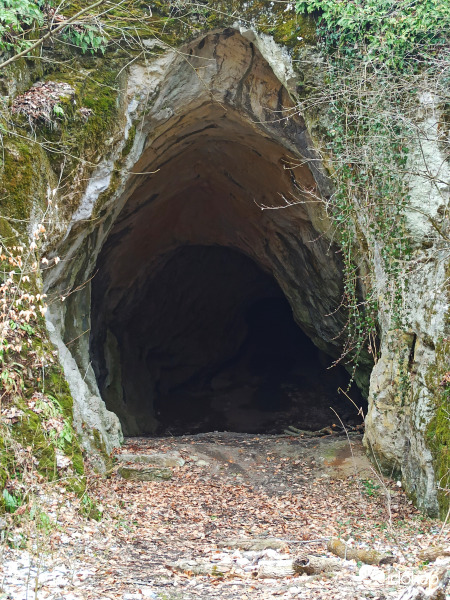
[0,298,85,513]
[426,338,450,518]
[92,428,114,473]
[60,0,316,56]
[0,138,50,232]
[204,1,316,54]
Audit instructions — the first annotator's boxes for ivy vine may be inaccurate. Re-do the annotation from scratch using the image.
[295,0,449,372]
[0,0,106,55]
[296,0,449,68]
[0,0,46,52]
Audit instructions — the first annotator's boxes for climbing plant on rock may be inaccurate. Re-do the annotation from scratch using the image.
[296,0,449,373]
[0,0,107,67]
[296,0,450,66]
[0,0,46,52]
[296,0,450,515]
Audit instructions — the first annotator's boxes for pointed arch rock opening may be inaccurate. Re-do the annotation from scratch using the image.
[45,28,368,442]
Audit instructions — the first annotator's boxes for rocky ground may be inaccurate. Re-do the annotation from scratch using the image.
[1,432,449,600]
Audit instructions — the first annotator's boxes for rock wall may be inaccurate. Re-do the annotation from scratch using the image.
[2,3,448,515]
[45,28,352,449]
[364,95,450,516]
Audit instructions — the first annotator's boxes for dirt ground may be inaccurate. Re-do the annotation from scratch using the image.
[1,432,449,600]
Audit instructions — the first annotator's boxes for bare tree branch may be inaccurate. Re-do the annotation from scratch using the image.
[0,0,106,70]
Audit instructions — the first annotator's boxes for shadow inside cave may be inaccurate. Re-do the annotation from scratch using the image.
[152,282,364,436]
[91,245,365,436]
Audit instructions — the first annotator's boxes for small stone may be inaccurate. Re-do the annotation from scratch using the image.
[236,558,250,568]
[117,452,184,467]
[0,517,8,530]
[243,565,258,572]
[196,460,209,467]
[118,466,172,481]
[263,549,283,559]
[217,556,233,566]
[141,588,157,599]
[357,564,386,582]
[214,564,231,573]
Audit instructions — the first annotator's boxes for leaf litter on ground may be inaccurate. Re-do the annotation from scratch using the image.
[0,432,448,599]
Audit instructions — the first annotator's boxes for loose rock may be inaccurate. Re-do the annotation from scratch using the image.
[218,538,289,552]
[118,466,173,481]
[117,452,185,467]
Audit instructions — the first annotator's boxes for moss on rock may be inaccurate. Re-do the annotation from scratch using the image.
[92,428,114,473]
[426,337,450,518]
[121,124,136,158]
[12,408,57,479]
[59,0,316,57]
[0,137,50,233]
[209,1,316,51]
[0,305,85,513]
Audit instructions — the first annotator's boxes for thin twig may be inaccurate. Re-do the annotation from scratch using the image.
[0,0,106,70]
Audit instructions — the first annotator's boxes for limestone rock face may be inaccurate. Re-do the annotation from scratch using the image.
[45,27,359,442]
[34,20,448,515]
[363,94,450,516]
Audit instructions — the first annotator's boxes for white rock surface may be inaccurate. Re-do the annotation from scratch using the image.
[0,550,159,600]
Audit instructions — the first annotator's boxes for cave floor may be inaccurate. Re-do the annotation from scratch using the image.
[1,434,448,600]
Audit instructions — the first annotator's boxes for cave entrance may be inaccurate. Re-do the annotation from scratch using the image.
[91,241,363,435]
[148,247,362,435]
[54,28,369,439]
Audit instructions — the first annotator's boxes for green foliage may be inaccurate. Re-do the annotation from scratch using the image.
[19,322,35,335]
[33,394,74,450]
[426,339,450,517]
[0,231,85,515]
[296,0,449,68]
[294,0,448,375]
[32,507,53,533]
[0,0,46,52]
[361,478,380,497]
[323,67,413,364]
[53,104,65,118]
[309,65,414,378]
[61,23,107,55]
[298,0,448,512]
[2,488,21,512]
[58,420,74,447]
[80,494,103,521]
[0,0,107,58]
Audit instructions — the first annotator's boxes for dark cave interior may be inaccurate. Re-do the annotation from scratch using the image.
[87,84,367,437]
[91,244,365,436]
